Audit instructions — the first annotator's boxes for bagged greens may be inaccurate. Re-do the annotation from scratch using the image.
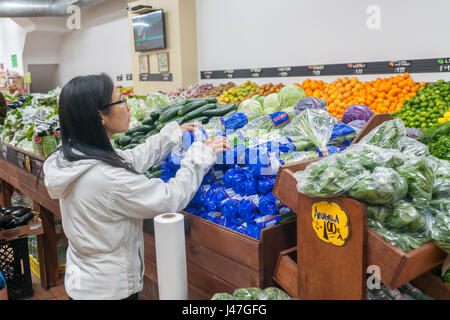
[347,167,408,205]
[359,118,405,149]
[395,156,435,206]
[399,136,430,157]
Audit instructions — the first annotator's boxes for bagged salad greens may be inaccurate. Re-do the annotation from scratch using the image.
[359,118,405,149]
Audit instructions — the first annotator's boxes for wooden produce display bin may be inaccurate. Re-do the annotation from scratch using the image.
[273,157,446,300]
[141,213,297,300]
[411,270,450,300]
[272,114,447,299]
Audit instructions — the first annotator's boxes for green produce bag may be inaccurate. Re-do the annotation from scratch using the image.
[211,293,235,300]
[395,156,435,206]
[232,288,262,300]
[257,287,291,300]
[295,151,369,197]
[359,118,405,149]
[344,144,404,171]
[427,210,450,254]
[347,167,408,205]
[399,136,430,157]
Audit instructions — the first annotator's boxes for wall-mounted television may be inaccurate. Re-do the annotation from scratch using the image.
[132,9,166,52]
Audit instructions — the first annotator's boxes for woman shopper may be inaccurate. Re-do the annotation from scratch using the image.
[42,74,230,300]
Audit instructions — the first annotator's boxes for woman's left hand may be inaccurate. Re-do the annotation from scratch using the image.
[180,122,201,132]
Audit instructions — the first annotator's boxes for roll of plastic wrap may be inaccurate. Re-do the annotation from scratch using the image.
[154,213,187,300]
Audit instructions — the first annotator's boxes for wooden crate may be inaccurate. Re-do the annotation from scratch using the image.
[411,270,450,300]
[142,212,296,300]
[273,159,446,298]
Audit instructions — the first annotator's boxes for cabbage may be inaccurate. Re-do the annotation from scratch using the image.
[278,85,306,109]
[238,99,264,119]
[146,93,171,111]
[294,97,327,114]
[251,94,266,106]
[262,93,281,115]
[128,98,149,121]
[342,104,374,124]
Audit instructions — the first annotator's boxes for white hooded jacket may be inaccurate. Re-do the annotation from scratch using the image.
[43,122,216,300]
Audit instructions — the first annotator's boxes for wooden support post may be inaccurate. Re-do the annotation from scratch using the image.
[0,179,14,208]
[36,204,59,290]
[297,194,367,300]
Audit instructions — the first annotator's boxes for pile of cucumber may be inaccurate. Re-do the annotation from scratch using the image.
[115,97,238,150]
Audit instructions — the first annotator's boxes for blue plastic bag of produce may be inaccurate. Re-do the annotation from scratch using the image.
[259,192,279,216]
[220,194,244,221]
[237,195,260,221]
[258,176,276,194]
[224,112,249,131]
[247,214,281,239]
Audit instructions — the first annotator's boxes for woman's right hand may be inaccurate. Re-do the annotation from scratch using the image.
[204,136,232,154]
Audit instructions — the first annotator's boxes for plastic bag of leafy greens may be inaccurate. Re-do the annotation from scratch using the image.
[128,98,149,121]
[290,109,336,156]
[359,118,406,149]
[16,138,34,153]
[427,211,450,254]
[347,167,408,205]
[294,96,327,114]
[368,218,431,253]
[257,287,291,300]
[384,200,421,231]
[295,152,369,197]
[211,293,236,300]
[233,288,262,300]
[395,156,435,206]
[429,157,450,198]
[279,150,319,165]
[399,136,430,157]
[347,119,367,132]
[366,205,392,223]
[343,144,404,171]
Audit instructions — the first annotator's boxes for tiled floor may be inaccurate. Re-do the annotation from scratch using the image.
[25,273,69,300]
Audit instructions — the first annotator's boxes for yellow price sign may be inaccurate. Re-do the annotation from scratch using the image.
[312,200,350,247]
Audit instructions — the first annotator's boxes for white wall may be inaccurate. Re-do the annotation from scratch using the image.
[0,18,26,74]
[58,0,133,87]
[196,0,450,85]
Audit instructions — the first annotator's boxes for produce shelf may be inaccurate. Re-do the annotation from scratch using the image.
[273,152,446,299]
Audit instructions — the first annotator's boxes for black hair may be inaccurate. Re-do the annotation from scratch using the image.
[37,73,138,186]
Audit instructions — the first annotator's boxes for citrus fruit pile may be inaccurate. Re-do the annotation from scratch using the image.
[393,80,450,129]
[296,73,424,119]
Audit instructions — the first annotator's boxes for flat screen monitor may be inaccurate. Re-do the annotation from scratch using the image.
[132,10,166,52]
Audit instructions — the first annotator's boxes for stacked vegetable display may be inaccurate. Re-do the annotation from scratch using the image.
[0,88,60,157]
[295,118,450,254]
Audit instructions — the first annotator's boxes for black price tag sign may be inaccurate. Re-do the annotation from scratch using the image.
[224,70,234,79]
[309,65,325,76]
[161,73,171,81]
[389,60,411,73]
[437,58,450,65]
[278,67,291,77]
[439,65,450,72]
[250,68,262,78]
[126,73,133,81]
[347,63,366,75]
[140,74,149,81]
[117,74,123,81]
[203,71,213,79]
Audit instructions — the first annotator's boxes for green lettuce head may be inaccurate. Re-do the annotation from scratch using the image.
[251,94,266,106]
[278,85,306,109]
[263,93,281,115]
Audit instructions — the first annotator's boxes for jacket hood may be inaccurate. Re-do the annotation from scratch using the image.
[43,150,100,199]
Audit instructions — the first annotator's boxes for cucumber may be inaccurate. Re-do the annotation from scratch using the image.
[151,164,161,173]
[132,131,144,138]
[122,143,139,150]
[142,117,156,126]
[150,110,160,121]
[160,104,184,122]
[126,124,153,136]
[223,109,237,118]
[201,103,238,117]
[159,101,183,114]
[156,122,165,131]
[187,116,209,125]
[183,103,218,122]
[118,135,132,146]
[183,97,217,104]
[178,100,208,117]
[131,135,144,144]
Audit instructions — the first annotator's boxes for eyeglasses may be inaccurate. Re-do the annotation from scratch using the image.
[100,95,127,110]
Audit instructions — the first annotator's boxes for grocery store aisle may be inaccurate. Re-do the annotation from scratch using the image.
[25,273,68,300]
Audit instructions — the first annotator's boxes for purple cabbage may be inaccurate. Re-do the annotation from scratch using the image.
[294,97,327,114]
[341,104,374,124]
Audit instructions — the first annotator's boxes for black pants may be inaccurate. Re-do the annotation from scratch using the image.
[69,293,139,300]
